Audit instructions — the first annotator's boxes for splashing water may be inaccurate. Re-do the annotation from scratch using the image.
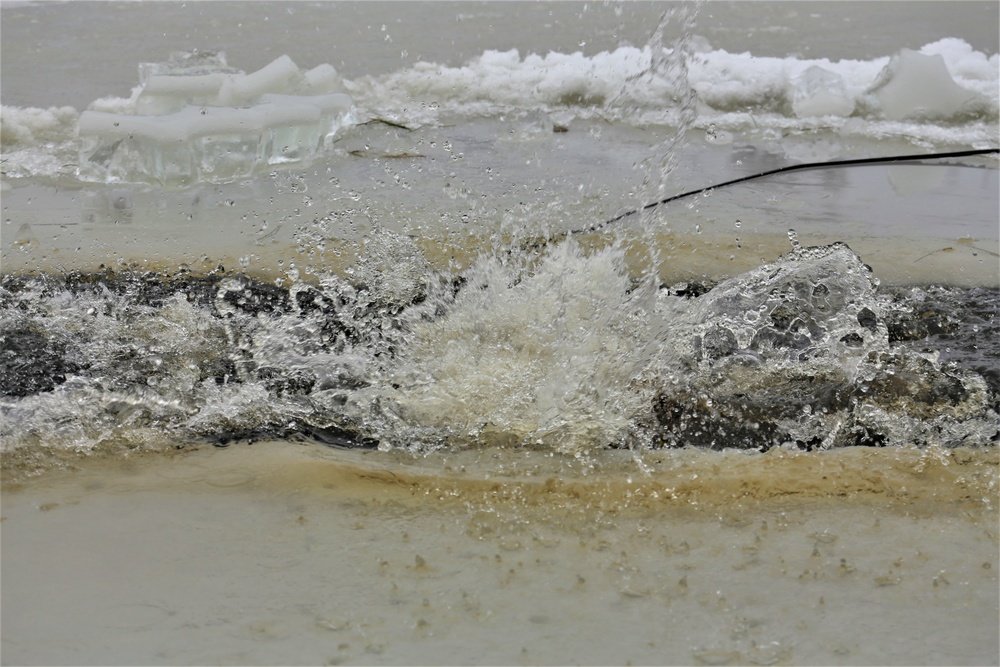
[3,230,997,476]
[382,240,657,454]
[1,5,998,478]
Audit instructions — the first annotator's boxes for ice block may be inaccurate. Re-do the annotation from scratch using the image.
[77,54,356,186]
[791,65,856,118]
[869,49,978,120]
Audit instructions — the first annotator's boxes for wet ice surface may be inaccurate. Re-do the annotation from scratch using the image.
[4,115,997,285]
[1,442,997,666]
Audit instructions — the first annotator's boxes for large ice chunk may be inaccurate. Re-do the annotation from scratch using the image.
[259,92,354,151]
[136,50,239,86]
[255,100,323,165]
[136,73,230,115]
[79,100,334,186]
[78,53,355,186]
[303,64,345,94]
[868,49,978,120]
[791,65,856,118]
[217,55,306,107]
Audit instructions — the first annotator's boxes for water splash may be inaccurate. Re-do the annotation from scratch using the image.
[382,240,657,454]
[627,4,702,226]
[3,237,996,476]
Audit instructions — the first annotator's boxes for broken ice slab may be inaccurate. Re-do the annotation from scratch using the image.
[78,110,195,186]
[260,92,354,151]
[303,64,345,95]
[868,49,979,120]
[78,102,324,186]
[791,65,856,118]
[137,50,238,86]
[78,53,355,187]
[136,73,231,115]
[135,56,348,115]
[216,55,306,107]
[255,99,324,165]
[136,56,325,115]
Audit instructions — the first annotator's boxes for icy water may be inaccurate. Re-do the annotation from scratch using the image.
[1,1,999,665]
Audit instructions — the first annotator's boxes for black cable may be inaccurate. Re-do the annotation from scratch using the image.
[566,147,999,239]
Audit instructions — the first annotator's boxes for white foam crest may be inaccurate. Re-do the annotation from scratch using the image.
[348,38,997,126]
[2,40,995,183]
[0,105,79,147]
[0,105,80,180]
[386,241,657,454]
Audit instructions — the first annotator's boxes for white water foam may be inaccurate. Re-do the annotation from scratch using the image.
[346,37,997,136]
[2,39,996,185]
[384,241,657,454]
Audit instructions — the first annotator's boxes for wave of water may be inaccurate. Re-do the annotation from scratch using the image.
[1,10,998,478]
[2,234,997,475]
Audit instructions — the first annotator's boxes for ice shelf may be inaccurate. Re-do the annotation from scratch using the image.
[78,52,355,187]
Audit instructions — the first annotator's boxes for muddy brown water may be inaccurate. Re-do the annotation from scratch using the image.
[2,441,997,666]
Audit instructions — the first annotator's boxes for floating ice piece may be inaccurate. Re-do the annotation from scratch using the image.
[868,49,978,120]
[791,65,856,118]
[77,53,355,186]
[136,73,230,115]
[259,92,354,151]
[217,55,306,107]
[137,50,238,86]
[253,100,323,165]
[302,64,345,94]
[79,102,328,186]
[82,107,248,186]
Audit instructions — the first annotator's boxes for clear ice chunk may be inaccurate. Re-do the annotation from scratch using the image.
[303,64,344,94]
[80,103,325,185]
[136,73,229,115]
[255,100,323,165]
[791,65,856,118]
[259,92,354,150]
[137,50,237,86]
[868,49,978,120]
[77,53,355,186]
[216,55,306,107]
[78,110,195,186]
